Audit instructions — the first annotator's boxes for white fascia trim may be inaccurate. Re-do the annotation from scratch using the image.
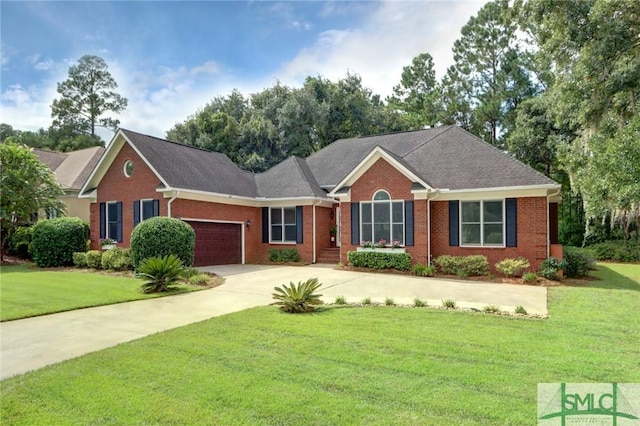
[440,184,560,194]
[161,187,335,208]
[78,130,170,198]
[327,147,432,197]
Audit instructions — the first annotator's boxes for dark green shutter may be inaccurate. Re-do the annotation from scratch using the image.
[262,207,269,243]
[405,201,414,246]
[351,202,360,245]
[296,206,303,244]
[133,200,140,226]
[506,198,517,247]
[449,201,459,246]
[99,203,106,239]
[116,201,123,242]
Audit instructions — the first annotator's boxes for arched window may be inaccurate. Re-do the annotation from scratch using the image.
[360,190,404,246]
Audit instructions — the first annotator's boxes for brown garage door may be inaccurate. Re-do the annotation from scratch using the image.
[187,221,242,266]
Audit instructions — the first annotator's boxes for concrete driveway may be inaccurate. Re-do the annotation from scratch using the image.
[0,264,546,380]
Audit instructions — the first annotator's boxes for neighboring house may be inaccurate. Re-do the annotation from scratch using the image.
[34,146,105,222]
[80,127,562,269]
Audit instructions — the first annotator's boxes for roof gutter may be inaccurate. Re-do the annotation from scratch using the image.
[167,191,180,218]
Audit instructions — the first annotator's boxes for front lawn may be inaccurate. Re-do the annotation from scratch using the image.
[1,263,639,425]
[0,264,205,321]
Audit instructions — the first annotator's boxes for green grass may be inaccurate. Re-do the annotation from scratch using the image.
[1,263,639,425]
[0,264,203,321]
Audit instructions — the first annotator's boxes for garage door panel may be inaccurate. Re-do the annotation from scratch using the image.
[187,222,241,266]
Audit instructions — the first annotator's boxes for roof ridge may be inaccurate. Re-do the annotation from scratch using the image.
[399,125,453,158]
[121,128,220,156]
[356,126,451,139]
[291,156,323,195]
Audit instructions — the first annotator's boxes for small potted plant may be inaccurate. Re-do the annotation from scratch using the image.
[376,239,387,248]
[330,225,337,246]
[100,238,116,250]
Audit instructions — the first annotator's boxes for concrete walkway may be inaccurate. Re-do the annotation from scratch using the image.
[0,265,546,380]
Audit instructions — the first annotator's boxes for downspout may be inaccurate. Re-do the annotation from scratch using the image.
[312,199,322,264]
[546,187,562,258]
[167,190,180,218]
[427,190,439,266]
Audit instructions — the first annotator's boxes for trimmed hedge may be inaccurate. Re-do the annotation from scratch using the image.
[30,218,90,267]
[433,255,489,276]
[101,248,134,271]
[268,248,301,263]
[347,251,412,271]
[588,240,640,263]
[8,226,33,259]
[563,247,596,278]
[495,257,530,277]
[73,252,88,268]
[86,250,103,269]
[130,217,195,269]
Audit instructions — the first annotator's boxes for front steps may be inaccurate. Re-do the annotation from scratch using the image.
[317,247,340,264]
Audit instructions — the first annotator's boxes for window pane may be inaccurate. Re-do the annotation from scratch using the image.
[392,224,404,245]
[284,208,296,224]
[373,224,390,243]
[374,202,390,223]
[461,202,480,222]
[142,200,155,220]
[271,225,282,241]
[284,225,297,242]
[392,202,403,223]
[461,224,481,244]
[361,203,372,224]
[271,208,282,225]
[484,224,503,245]
[373,191,390,201]
[484,201,503,223]
[108,203,118,221]
[361,225,372,243]
[108,223,119,240]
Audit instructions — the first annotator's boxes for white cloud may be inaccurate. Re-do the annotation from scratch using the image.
[0,83,56,131]
[274,0,484,98]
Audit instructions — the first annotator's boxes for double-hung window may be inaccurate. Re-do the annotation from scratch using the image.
[360,190,404,245]
[140,199,157,221]
[106,201,121,241]
[460,200,504,246]
[270,207,296,243]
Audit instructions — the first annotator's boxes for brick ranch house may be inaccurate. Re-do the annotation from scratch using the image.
[80,126,562,270]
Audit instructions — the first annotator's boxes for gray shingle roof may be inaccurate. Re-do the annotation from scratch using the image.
[256,156,326,198]
[34,146,104,191]
[307,126,557,190]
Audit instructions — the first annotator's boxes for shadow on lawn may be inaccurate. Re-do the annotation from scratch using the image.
[580,264,640,291]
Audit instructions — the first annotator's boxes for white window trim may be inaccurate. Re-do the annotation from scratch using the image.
[105,201,120,241]
[269,206,297,244]
[139,198,156,221]
[360,190,405,246]
[459,199,505,248]
[123,160,133,178]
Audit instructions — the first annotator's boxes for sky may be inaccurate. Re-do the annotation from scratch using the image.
[1,1,485,142]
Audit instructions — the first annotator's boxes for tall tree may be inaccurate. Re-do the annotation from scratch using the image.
[51,55,128,137]
[0,142,65,261]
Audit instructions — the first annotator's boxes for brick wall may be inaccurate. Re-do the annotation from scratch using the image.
[430,197,549,272]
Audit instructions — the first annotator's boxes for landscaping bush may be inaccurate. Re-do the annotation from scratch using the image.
[268,248,301,263]
[130,217,195,269]
[539,256,564,280]
[523,272,538,284]
[188,274,210,286]
[347,251,412,271]
[442,299,456,309]
[272,277,322,313]
[136,254,185,293]
[30,218,89,267]
[181,267,200,279]
[72,252,88,268]
[101,248,133,271]
[8,226,33,259]
[588,240,640,263]
[562,247,596,278]
[85,250,103,269]
[411,263,436,277]
[495,257,530,277]
[433,255,489,276]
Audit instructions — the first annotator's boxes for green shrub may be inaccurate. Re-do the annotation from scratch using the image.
[130,217,195,269]
[540,257,564,280]
[268,248,301,263]
[8,226,34,259]
[514,305,527,315]
[483,305,500,314]
[411,263,437,277]
[433,255,489,276]
[334,295,347,305]
[495,257,531,277]
[361,296,372,305]
[413,298,426,307]
[384,297,395,306]
[442,299,456,309]
[101,248,133,271]
[588,240,640,263]
[272,277,322,313]
[456,269,469,278]
[86,250,103,269]
[30,218,89,267]
[181,267,200,279]
[188,274,210,285]
[136,254,185,293]
[347,251,412,271]
[523,272,538,284]
[562,247,596,278]
[72,252,88,268]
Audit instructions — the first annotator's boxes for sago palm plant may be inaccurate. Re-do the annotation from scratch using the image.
[272,277,323,313]
[136,254,184,293]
